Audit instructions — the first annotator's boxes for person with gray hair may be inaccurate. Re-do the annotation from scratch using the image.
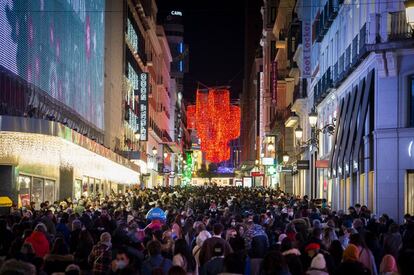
[88,232,112,275]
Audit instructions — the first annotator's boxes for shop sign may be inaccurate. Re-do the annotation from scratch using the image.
[262,157,275,165]
[251,172,264,177]
[297,160,310,170]
[316,160,329,168]
[302,2,312,78]
[139,73,149,141]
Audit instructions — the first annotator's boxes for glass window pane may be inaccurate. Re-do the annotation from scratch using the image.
[82,177,88,197]
[44,180,55,204]
[18,176,31,208]
[89,177,94,194]
[74,179,82,199]
[32,178,44,209]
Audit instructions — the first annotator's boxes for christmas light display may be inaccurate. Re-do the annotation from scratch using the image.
[187,89,241,163]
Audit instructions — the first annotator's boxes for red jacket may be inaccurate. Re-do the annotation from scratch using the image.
[25,231,50,257]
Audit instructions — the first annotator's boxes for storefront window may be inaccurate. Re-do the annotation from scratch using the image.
[31,178,44,208]
[89,177,95,194]
[82,177,88,197]
[407,171,414,215]
[44,180,55,203]
[17,176,31,208]
[74,179,82,199]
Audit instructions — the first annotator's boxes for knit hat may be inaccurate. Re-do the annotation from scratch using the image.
[100,232,112,243]
[305,243,320,252]
[343,244,359,262]
[310,253,326,270]
[380,254,398,273]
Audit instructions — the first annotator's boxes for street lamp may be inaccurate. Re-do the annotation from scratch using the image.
[282,152,290,163]
[134,131,140,141]
[295,126,303,140]
[308,110,318,128]
[405,0,414,29]
[152,146,158,156]
[267,140,275,152]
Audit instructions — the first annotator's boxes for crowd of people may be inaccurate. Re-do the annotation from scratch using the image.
[0,186,413,275]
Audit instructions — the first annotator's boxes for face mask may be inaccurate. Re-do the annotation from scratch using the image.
[116,260,127,270]
[231,222,236,227]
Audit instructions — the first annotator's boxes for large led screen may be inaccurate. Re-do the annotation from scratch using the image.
[0,0,105,129]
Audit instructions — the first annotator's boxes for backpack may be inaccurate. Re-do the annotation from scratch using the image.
[150,258,166,275]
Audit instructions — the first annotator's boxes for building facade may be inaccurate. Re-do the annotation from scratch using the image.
[290,0,414,221]
[0,0,185,207]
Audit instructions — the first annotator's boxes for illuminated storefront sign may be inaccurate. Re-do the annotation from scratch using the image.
[302,2,312,78]
[171,11,183,16]
[138,73,149,141]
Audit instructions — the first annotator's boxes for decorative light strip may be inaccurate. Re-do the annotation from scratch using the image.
[0,132,140,184]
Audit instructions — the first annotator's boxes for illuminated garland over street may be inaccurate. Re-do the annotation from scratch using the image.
[187,89,240,163]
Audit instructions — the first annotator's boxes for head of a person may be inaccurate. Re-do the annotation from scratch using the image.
[310,253,327,271]
[262,251,289,274]
[380,254,397,273]
[147,240,162,256]
[352,218,364,231]
[101,208,109,217]
[52,237,69,255]
[0,259,36,275]
[196,230,211,247]
[20,243,35,255]
[349,233,365,248]
[65,264,81,275]
[115,248,131,270]
[305,243,320,258]
[343,244,359,262]
[312,227,322,240]
[174,239,190,256]
[100,232,111,244]
[280,237,293,252]
[34,223,47,234]
[213,223,224,236]
[388,223,399,234]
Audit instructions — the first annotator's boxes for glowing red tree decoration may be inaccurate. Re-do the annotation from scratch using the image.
[187,89,240,163]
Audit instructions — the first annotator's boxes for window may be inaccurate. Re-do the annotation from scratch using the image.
[409,76,414,127]
[18,175,55,209]
[74,179,82,199]
[407,171,414,215]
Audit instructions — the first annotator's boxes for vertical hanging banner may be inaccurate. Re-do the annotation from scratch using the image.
[139,73,149,141]
[302,0,312,78]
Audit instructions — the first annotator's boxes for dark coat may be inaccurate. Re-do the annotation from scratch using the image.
[200,257,224,275]
[336,261,371,275]
[199,237,233,267]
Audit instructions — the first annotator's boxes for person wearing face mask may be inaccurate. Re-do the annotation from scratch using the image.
[111,248,137,275]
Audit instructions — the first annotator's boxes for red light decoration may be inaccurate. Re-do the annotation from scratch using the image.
[187,89,240,163]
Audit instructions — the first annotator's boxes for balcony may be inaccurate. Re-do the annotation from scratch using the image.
[314,67,333,105]
[388,11,413,41]
[293,78,308,103]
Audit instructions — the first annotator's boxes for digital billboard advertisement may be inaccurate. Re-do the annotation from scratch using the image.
[0,0,105,129]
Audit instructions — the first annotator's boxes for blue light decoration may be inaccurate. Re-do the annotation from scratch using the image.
[217,166,235,174]
[0,0,106,129]
[146,207,166,221]
[179,42,183,72]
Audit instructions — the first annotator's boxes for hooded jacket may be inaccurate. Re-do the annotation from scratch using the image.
[25,231,50,258]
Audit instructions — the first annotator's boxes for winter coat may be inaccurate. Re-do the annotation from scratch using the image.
[336,261,371,275]
[88,242,112,275]
[358,247,378,275]
[306,269,329,275]
[199,237,233,267]
[43,254,74,274]
[25,231,50,258]
[282,248,303,275]
[383,233,402,259]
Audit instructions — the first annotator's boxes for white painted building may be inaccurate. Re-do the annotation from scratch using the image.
[297,0,414,221]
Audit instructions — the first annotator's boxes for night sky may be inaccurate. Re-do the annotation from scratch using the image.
[157,0,247,102]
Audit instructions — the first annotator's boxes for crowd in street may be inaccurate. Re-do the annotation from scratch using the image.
[0,186,413,275]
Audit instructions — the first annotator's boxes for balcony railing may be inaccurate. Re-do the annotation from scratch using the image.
[389,11,413,41]
[293,78,308,103]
